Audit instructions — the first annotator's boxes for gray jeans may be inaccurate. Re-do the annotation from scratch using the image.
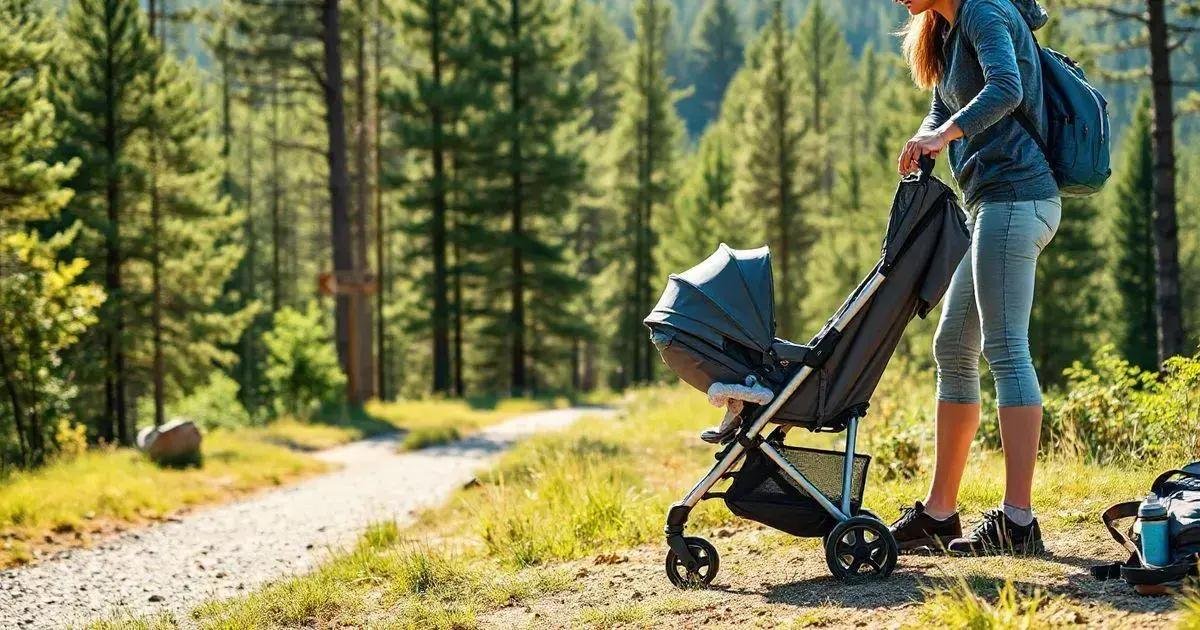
[934,197,1062,407]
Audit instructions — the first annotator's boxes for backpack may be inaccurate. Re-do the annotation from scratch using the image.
[964,12,1112,196]
[1092,463,1200,595]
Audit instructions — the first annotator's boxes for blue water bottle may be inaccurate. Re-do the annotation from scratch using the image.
[1138,493,1170,568]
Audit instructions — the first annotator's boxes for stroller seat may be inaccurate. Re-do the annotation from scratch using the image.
[644,159,970,588]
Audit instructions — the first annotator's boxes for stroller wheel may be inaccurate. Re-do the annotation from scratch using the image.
[824,516,898,580]
[664,537,719,588]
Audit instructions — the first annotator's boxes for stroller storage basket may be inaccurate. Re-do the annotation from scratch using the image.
[725,445,870,537]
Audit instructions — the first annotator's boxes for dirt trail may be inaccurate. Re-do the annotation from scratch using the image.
[0,407,609,629]
[481,521,1182,628]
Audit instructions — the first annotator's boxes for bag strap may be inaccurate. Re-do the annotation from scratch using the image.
[957,9,1051,157]
[1101,500,1142,557]
[1151,468,1200,494]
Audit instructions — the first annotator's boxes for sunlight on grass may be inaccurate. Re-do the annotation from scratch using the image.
[578,592,715,628]
[0,431,324,568]
[367,397,568,451]
[909,578,1078,629]
[1180,586,1200,630]
[416,386,735,568]
[186,521,574,630]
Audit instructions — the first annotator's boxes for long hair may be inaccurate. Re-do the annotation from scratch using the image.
[900,10,950,90]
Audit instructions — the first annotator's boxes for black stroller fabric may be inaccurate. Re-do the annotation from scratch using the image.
[646,173,969,428]
[724,446,870,536]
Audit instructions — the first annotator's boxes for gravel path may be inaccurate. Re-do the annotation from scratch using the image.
[0,407,609,628]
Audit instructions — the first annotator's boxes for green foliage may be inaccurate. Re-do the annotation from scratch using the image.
[0,230,104,469]
[676,0,743,136]
[262,303,345,418]
[152,371,253,431]
[0,0,99,470]
[1107,93,1157,371]
[731,0,811,335]
[604,0,685,386]
[1042,345,1200,464]
[1030,197,1107,386]
[0,0,75,224]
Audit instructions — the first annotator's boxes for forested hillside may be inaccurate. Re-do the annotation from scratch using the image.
[1,0,1199,470]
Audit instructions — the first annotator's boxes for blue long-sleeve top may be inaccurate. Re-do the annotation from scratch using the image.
[919,0,1058,209]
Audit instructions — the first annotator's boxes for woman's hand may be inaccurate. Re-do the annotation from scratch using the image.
[898,122,963,175]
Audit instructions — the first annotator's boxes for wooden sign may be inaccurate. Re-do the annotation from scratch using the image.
[317,271,378,296]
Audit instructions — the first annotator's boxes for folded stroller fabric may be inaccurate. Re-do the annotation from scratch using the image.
[646,171,969,430]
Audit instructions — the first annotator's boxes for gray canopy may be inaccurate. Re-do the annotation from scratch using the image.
[644,244,775,353]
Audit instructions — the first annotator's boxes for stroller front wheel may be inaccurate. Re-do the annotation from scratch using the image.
[664,537,720,588]
[824,516,898,580]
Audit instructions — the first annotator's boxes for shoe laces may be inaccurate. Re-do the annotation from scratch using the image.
[894,503,922,529]
[967,508,1007,541]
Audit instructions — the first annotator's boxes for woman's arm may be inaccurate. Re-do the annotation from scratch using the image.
[948,0,1024,137]
[899,90,963,175]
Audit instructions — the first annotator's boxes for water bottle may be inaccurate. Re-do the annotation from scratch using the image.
[1138,493,1170,568]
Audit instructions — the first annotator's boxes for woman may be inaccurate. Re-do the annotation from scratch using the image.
[889,0,1060,556]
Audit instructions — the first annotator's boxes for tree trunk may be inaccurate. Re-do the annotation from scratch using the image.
[103,43,128,444]
[373,3,387,400]
[429,0,451,393]
[0,338,30,466]
[242,99,257,412]
[1146,0,1185,364]
[353,0,375,399]
[320,0,369,403]
[270,72,282,312]
[509,0,527,394]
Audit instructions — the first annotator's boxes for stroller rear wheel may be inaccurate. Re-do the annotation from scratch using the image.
[824,516,897,580]
[664,537,719,588]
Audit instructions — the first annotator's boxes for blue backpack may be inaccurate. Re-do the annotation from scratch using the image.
[967,25,1112,196]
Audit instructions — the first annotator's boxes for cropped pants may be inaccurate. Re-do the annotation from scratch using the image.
[934,197,1062,408]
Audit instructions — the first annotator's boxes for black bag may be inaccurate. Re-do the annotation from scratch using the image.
[1092,463,1200,593]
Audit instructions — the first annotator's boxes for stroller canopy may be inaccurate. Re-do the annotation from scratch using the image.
[645,244,775,353]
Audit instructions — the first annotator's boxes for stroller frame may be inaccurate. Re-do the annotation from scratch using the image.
[665,270,895,583]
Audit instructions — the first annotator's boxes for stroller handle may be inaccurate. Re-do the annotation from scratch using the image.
[902,155,936,184]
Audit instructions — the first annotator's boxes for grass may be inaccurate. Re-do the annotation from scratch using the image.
[0,430,325,568]
[180,521,575,629]
[909,579,1073,629]
[368,397,571,451]
[1181,587,1200,630]
[104,378,1189,628]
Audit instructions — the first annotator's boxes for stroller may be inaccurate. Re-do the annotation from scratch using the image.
[645,159,969,587]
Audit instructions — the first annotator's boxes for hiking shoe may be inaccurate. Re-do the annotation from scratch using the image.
[947,509,1046,556]
[889,501,962,553]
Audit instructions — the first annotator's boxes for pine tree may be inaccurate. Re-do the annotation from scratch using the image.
[660,124,735,274]
[607,0,683,385]
[53,0,157,444]
[732,0,810,337]
[0,0,103,467]
[489,0,588,393]
[678,0,742,137]
[1030,197,1106,385]
[793,0,850,194]
[1109,93,1158,370]
[133,57,251,403]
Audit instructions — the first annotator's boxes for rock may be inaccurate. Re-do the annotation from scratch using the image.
[147,594,163,603]
[137,419,202,466]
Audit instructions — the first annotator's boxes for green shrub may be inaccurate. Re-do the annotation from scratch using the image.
[137,371,253,431]
[262,302,345,418]
[1043,345,1200,464]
